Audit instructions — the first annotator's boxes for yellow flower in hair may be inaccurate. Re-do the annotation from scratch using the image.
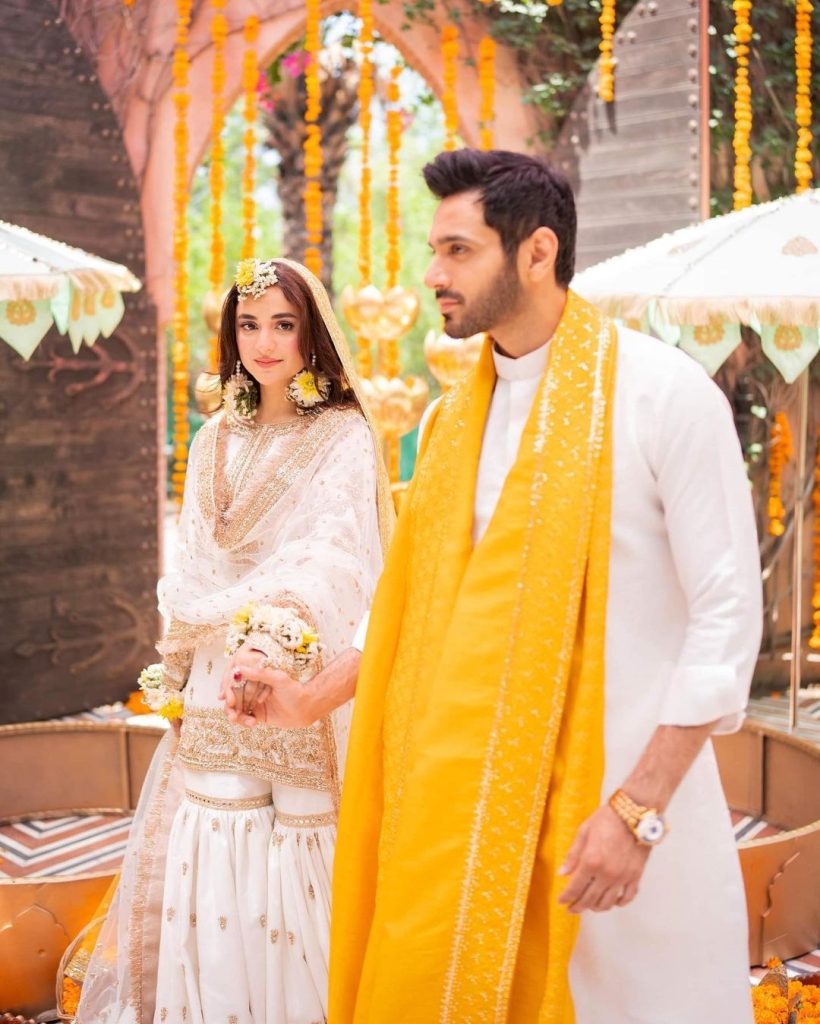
[235,259,255,290]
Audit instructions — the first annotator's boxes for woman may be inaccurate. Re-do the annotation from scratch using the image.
[75,258,392,1024]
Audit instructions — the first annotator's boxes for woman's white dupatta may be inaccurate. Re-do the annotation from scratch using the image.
[75,261,393,1024]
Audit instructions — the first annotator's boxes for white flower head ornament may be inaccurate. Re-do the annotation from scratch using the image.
[235,257,279,299]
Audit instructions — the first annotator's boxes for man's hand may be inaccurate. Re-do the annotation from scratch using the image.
[557,804,650,913]
[219,648,315,728]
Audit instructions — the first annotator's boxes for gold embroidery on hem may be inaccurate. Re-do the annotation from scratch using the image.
[184,788,273,811]
[275,809,336,829]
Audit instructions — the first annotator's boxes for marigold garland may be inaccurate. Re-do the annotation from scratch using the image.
[354,0,375,378]
[240,16,259,260]
[810,429,820,649]
[478,36,496,150]
[303,0,323,279]
[751,966,820,1023]
[208,0,228,373]
[732,0,753,209]
[794,0,814,193]
[597,0,616,103]
[441,25,459,151]
[385,66,402,292]
[768,412,793,537]
[171,0,192,505]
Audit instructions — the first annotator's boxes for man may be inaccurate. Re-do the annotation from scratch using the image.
[226,149,761,1023]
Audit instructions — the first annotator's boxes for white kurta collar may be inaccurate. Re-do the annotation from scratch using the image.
[491,339,549,381]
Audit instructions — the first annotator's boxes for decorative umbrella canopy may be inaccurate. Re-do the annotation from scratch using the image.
[573,189,820,383]
[0,220,142,360]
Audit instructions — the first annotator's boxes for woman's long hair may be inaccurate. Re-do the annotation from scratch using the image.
[218,261,356,409]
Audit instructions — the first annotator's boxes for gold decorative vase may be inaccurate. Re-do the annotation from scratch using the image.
[360,374,430,439]
[423,329,485,390]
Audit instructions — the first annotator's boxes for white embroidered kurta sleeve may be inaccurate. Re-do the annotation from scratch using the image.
[651,355,762,734]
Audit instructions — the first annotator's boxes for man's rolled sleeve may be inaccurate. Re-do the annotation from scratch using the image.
[653,357,763,735]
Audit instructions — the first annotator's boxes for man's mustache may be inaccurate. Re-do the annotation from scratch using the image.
[435,290,464,302]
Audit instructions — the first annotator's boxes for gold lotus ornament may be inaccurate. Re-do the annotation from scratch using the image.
[202,288,227,335]
[340,284,420,345]
[194,370,223,416]
[360,374,430,439]
[423,329,485,389]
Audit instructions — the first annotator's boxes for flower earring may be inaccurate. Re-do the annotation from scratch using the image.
[286,364,331,415]
[223,360,258,429]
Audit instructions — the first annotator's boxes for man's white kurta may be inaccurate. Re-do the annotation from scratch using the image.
[359,325,761,1023]
[478,327,760,1024]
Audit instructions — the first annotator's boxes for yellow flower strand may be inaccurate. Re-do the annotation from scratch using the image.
[240,16,259,260]
[732,0,753,210]
[597,0,616,102]
[768,412,793,537]
[385,66,402,291]
[171,0,192,506]
[478,36,496,150]
[303,0,323,279]
[441,25,459,151]
[208,0,228,373]
[355,0,375,378]
[794,0,814,193]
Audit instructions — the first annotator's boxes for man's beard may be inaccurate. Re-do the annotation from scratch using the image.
[441,259,522,338]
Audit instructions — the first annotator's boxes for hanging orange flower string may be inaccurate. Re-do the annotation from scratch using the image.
[240,16,260,260]
[478,36,496,150]
[810,430,820,649]
[303,0,323,279]
[355,0,375,378]
[171,0,192,506]
[732,0,753,210]
[768,412,793,537]
[597,0,616,102]
[207,0,228,373]
[385,67,402,293]
[794,0,814,193]
[441,25,459,151]
[383,64,403,480]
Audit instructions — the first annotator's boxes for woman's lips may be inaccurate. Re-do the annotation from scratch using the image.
[255,358,282,368]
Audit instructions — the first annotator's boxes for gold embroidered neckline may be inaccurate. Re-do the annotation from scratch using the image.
[197,407,358,549]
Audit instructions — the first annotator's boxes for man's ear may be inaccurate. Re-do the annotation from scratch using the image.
[521,226,559,284]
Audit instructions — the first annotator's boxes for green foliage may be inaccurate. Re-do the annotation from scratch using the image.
[708,0,820,213]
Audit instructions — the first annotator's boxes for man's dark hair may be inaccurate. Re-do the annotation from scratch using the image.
[422,148,577,287]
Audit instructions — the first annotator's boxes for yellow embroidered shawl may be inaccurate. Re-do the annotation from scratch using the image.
[330,291,618,1023]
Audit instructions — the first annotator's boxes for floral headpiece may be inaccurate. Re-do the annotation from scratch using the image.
[235,258,279,299]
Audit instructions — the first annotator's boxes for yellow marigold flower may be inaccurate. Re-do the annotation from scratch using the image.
[231,603,253,627]
[158,697,185,721]
[235,259,256,289]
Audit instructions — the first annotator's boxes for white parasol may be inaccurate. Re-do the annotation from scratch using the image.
[575,188,820,732]
[0,219,142,360]
[574,188,820,385]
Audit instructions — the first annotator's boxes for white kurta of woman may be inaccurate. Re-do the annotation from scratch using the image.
[357,326,762,1024]
[76,405,384,1024]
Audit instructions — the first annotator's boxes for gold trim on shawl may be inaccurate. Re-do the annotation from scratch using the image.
[128,737,178,1020]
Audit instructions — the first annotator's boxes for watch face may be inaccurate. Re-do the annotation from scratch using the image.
[636,813,665,845]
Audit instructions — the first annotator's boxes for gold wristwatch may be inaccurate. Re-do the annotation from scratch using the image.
[608,788,668,846]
